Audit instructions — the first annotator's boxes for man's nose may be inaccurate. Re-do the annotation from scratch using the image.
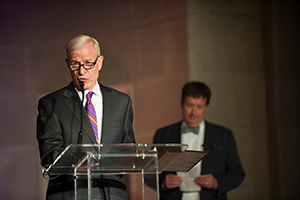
[191,107,197,115]
[79,65,86,75]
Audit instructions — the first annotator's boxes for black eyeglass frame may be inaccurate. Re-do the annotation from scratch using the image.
[66,55,101,71]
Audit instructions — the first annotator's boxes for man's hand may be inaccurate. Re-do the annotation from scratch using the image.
[194,174,218,189]
[164,174,183,189]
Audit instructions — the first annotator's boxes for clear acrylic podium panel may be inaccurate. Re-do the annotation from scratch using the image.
[45,143,207,200]
[48,143,189,176]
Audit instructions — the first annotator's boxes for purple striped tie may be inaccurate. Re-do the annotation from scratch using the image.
[85,91,99,143]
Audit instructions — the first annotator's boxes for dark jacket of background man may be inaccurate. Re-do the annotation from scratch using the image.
[153,81,245,200]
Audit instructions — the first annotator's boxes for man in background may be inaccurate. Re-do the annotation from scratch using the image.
[153,81,245,200]
[37,34,135,200]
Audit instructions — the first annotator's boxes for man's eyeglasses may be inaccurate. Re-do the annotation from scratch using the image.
[67,56,100,71]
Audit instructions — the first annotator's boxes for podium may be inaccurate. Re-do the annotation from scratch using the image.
[43,143,208,200]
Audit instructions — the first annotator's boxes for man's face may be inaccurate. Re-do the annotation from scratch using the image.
[68,42,104,91]
[182,95,208,127]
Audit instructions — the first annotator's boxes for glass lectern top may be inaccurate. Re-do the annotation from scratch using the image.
[45,143,190,176]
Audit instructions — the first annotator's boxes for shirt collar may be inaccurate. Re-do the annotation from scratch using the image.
[74,81,102,99]
[182,120,205,129]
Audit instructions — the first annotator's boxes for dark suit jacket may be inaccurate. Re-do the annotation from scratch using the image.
[37,82,135,200]
[153,121,245,200]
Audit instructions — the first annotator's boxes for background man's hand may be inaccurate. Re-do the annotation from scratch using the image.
[194,174,218,189]
[164,174,183,189]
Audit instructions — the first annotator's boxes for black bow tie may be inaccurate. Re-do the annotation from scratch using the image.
[182,125,199,134]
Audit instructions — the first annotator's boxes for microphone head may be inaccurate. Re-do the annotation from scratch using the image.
[79,81,84,91]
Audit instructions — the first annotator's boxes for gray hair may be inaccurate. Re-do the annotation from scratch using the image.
[66,34,100,59]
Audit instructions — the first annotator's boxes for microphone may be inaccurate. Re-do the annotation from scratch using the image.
[79,81,84,91]
[78,81,106,200]
[77,81,85,144]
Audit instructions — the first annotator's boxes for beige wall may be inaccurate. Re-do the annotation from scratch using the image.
[0,0,299,200]
[187,0,300,200]
[187,0,269,199]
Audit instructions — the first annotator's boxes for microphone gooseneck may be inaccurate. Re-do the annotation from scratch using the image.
[79,81,84,90]
[78,81,85,144]
[78,81,107,200]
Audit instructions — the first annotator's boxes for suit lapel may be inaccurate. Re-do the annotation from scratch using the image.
[62,83,97,144]
[203,121,213,151]
[175,122,182,143]
[99,84,114,144]
[202,121,216,175]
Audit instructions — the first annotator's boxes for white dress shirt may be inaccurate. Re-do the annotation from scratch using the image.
[75,82,103,143]
[178,121,205,200]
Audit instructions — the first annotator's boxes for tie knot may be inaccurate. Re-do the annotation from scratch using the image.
[86,91,94,100]
[182,124,199,134]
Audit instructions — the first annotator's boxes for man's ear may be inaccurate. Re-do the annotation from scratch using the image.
[97,55,104,71]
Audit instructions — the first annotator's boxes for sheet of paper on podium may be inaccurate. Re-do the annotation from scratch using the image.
[157,150,208,172]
